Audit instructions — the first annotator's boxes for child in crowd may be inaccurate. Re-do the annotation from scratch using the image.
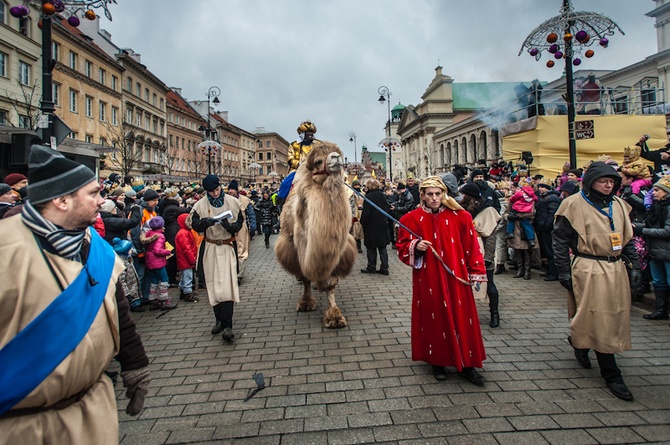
[142,216,178,310]
[113,237,145,312]
[506,183,538,247]
[175,213,198,302]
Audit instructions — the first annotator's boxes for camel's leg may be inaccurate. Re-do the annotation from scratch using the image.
[296,279,317,312]
[321,278,347,329]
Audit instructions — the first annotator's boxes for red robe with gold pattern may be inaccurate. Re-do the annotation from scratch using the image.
[397,206,487,371]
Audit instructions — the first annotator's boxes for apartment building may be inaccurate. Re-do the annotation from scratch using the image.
[166,87,206,181]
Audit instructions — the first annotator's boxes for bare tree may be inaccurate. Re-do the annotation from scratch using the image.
[101,120,144,178]
[186,146,207,180]
[5,80,41,129]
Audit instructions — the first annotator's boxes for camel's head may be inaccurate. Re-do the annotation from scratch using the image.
[305,142,344,180]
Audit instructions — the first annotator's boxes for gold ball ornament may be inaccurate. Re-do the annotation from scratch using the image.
[85,9,96,20]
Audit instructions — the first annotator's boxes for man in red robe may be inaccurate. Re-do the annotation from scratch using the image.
[397,176,488,384]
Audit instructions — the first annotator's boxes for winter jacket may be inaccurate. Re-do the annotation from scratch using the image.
[142,229,172,270]
[509,186,537,213]
[175,214,197,270]
[640,197,670,261]
[476,180,502,213]
[534,190,560,231]
[162,198,190,245]
[619,184,649,224]
[360,189,391,248]
[254,198,277,226]
[391,189,414,218]
[100,205,141,245]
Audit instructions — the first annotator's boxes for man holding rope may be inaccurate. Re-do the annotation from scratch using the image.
[396,176,488,384]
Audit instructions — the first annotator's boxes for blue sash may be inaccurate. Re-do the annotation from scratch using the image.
[0,229,116,416]
[278,171,296,199]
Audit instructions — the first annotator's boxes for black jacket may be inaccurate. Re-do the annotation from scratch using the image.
[162,198,190,244]
[101,205,141,245]
[640,198,670,261]
[392,189,414,218]
[360,189,391,248]
[476,180,501,213]
[254,198,277,226]
[534,190,560,231]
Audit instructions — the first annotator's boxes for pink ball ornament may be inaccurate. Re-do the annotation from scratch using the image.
[599,37,609,48]
[575,31,588,42]
[549,44,559,54]
[573,58,582,66]
[68,15,80,27]
[529,48,539,57]
[554,51,563,59]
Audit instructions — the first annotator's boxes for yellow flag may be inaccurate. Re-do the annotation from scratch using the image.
[371,170,376,178]
[353,175,358,182]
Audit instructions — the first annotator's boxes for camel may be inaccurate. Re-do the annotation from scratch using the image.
[275,141,357,328]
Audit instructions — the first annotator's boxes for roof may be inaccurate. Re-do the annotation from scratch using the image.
[392,103,405,111]
[166,90,203,120]
[453,82,536,111]
[368,152,386,167]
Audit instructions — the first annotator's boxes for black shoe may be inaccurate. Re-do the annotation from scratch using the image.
[361,268,375,274]
[431,365,448,381]
[460,367,485,386]
[523,270,531,280]
[490,312,500,328]
[494,264,505,275]
[567,336,591,369]
[607,381,634,401]
[544,275,558,282]
[222,327,235,341]
[211,321,222,335]
[539,272,547,277]
[265,242,270,249]
[377,269,389,276]
[130,303,148,313]
[643,310,669,320]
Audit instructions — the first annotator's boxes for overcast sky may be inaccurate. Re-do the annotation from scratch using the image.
[98,0,658,164]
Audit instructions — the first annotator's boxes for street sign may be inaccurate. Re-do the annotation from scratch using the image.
[36,114,71,146]
[575,120,595,140]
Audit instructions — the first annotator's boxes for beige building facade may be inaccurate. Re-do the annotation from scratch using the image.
[255,131,289,187]
[166,88,206,181]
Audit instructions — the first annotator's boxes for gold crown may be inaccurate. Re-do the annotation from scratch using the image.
[623,145,641,159]
[654,175,670,193]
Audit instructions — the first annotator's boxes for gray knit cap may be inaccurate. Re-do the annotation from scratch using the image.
[0,183,11,196]
[27,145,97,205]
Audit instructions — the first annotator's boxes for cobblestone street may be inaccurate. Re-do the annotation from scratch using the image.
[116,234,670,445]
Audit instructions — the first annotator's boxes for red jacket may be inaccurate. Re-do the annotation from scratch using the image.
[509,186,537,213]
[175,213,197,270]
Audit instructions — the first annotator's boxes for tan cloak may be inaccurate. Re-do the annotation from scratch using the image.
[191,196,242,305]
[555,194,633,354]
[236,194,252,278]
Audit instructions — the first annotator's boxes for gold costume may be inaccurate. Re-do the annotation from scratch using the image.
[288,120,319,172]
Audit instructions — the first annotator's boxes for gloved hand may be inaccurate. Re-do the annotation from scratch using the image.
[121,367,150,416]
[558,273,573,292]
[629,269,642,295]
[632,224,644,236]
[644,189,654,208]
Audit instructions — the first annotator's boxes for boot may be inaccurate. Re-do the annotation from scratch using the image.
[643,289,669,320]
[513,251,524,278]
[523,250,531,280]
[494,264,505,275]
[211,304,223,334]
[356,239,363,254]
[148,283,158,300]
[489,291,500,328]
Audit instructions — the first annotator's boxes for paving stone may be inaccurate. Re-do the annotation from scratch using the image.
[165,427,215,444]
[585,426,645,444]
[632,424,670,442]
[508,414,561,431]
[327,427,376,445]
[462,417,515,433]
[494,431,550,445]
[346,412,393,428]
[540,429,598,445]
[120,432,171,445]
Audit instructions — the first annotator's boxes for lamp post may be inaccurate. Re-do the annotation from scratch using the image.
[197,86,221,174]
[378,86,393,181]
[519,0,623,168]
[348,132,357,163]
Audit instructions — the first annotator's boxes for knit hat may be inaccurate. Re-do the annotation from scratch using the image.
[559,180,578,195]
[125,189,137,199]
[110,188,125,198]
[470,169,485,180]
[4,172,27,187]
[202,174,221,192]
[0,183,11,196]
[149,216,165,230]
[352,180,360,186]
[653,175,670,194]
[143,188,159,202]
[460,183,482,198]
[112,237,133,256]
[27,145,96,205]
[100,199,116,213]
[396,182,406,190]
[228,179,239,191]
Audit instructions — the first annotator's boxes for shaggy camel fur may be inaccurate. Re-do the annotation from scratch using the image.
[275,141,357,328]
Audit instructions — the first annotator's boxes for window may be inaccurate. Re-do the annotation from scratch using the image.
[85,96,93,117]
[111,75,118,91]
[18,61,30,85]
[145,116,149,130]
[152,93,157,106]
[135,82,140,96]
[265,141,271,147]
[85,134,93,143]
[53,83,60,106]
[0,51,6,77]
[99,101,106,121]
[69,89,78,112]
[52,42,60,62]
[18,16,30,37]
[0,2,5,25]
[70,131,78,140]
[614,95,628,114]
[136,112,141,126]
[18,115,30,129]
[159,98,164,110]
[126,108,132,123]
[99,137,107,146]
[0,110,7,125]
[69,51,77,70]
[144,88,149,102]
[258,153,262,161]
[169,134,173,147]
[266,152,271,160]
[111,106,118,125]
[160,122,164,135]
[153,118,157,133]
[99,68,106,85]
[84,60,92,77]
[126,76,132,91]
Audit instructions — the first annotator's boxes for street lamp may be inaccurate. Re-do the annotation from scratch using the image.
[198,86,221,174]
[11,1,117,146]
[518,0,623,168]
[378,86,393,181]
[348,132,357,163]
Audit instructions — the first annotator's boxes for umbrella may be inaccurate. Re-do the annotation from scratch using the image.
[249,162,261,169]
[268,171,279,177]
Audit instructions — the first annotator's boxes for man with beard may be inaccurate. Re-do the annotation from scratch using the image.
[471,169,501,214]
[277,120,319,202]
[0,145,149,443]
[553,162,641,401]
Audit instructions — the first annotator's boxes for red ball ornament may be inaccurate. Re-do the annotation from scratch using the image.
[547,60,555,68]
[585,49,595,58]
[547,33,558,43]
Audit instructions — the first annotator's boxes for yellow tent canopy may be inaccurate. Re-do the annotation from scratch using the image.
[501,115,667,179]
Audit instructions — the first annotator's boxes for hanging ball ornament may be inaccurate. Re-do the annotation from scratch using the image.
[42,2,56,15]
[599,37,609,48]
[85,9,96,20]
[547,33,558,43]
[67,15,80,27]
[547,60,555,68]
[10,5,29,18]
[529,48,539,57]
[575,30,588,42]
[555,51,563,59]
[573,58,582,66]
[585,49,595,58]
[38,19,42,29]
[564,33,573,42]
[549,43,559,54]
[53,0,65,13]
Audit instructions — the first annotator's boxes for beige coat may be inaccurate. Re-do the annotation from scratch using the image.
[191,196,241,305]
[556,195,633,354]
[0,216,125,445]
[349,191,364,240]
[236,194,252,278]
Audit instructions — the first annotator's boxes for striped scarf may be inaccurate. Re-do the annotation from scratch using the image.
[21,201,87,261]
